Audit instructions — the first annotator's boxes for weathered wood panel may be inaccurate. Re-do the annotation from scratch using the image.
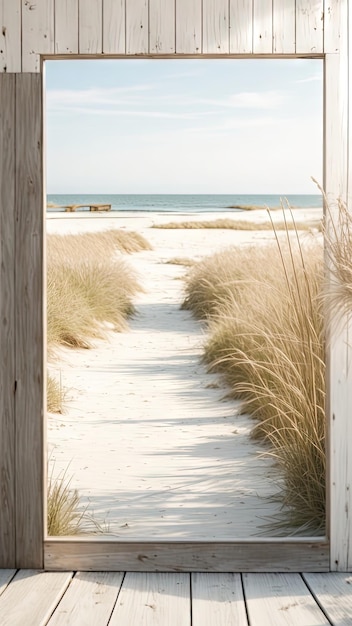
[126,0,149,55]
[22,0,54,72]
[0,73,16,568]
[296,0,324,53]
[192,573,248,625]
[324,1,343,53]
[303,573,352,625]
[149,0,175,54]
[0,570,72,626]
[15,73,44,568]
[44,540,330,572]
[175,0,202,54]
[109,573,190,625]
[253,0,273,54]
[243,573,330,625]
[54,0,79,54]
[202,0,229,54]
[103,0,125,54]
[79,0,103,54]
[229,0,253,53]
[273,0,295,54]
[325,20,351,569]
[48,572,124,625]
[0,0,21,72]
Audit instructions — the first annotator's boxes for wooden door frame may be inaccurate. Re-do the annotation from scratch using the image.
[43,52,330,572]
[0,39,349,570]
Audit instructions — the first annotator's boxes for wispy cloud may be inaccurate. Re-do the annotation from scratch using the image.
[47,86,286,115]
[295,75,322,84]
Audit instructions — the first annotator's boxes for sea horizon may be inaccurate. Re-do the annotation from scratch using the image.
[47,193,323,213]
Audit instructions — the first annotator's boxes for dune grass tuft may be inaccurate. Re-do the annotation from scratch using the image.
[47,468,105,535]
[183,227,325,533]
[47,374,65,413]
[165,257,195,266]
[47,231,143,350]
[152,218,321,231]
[227,204,281,211]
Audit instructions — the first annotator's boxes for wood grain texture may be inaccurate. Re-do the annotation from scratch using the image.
[44,540,329,572]
[54,0,79,54]
[0,73,16,568]
[324,34,350,570]
[202,0,229,54]
[324,1,343,53]
[22,0,54,72]
[229,0,253,53]
[192,573,248,625]
[243,573,330,625]
[273,0,295,54]
[0,570,16,597]
[48,572,124,625]
[126,0,149,54]
[79,0,103,54]
[296,0,324,53]
[253,0,273,54]
[303,573,352,625]
[15,73,44,569]
[0,570,73,626]
[0,0,21,72]
[109,573,191,625]
[103,0,125,54]
[149,0,175,54]
[175,0,202,54]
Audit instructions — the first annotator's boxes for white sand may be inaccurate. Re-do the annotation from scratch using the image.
[47,208,322,538]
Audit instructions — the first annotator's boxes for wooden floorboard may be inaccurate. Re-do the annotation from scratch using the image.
[1,570,352,624]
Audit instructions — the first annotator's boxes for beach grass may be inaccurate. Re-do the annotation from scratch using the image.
[47,467,105,535]
[47,231,144,350]
[47,374,65,413]
[152,218,321,231]
[227,204,281,211]
[183,232,325,533]
[165,257,195,266]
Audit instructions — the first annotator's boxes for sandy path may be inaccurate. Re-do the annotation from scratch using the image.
[48,211,320,538]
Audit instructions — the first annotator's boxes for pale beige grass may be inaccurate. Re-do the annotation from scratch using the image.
[183,235,325,533]
[152,218,321,231]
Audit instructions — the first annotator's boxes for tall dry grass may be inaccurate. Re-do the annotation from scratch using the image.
[183,229,326,533]
[47,231,144,350]
[47,374,64,413]
[47,467,105,535]
[152,218,320,231]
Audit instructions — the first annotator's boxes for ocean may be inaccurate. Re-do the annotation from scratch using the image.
[47,193,322,213]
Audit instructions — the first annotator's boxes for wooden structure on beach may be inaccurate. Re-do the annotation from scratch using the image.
[56,204,112,212]
[0,0,351,580]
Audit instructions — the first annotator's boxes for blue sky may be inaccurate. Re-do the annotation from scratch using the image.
[45,59,323,195]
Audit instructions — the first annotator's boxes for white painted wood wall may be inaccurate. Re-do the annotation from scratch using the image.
[0,0,350,572]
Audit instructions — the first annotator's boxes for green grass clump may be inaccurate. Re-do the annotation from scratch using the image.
[183,230,325,533]
[152,218,320,231]
[47,232,143,350]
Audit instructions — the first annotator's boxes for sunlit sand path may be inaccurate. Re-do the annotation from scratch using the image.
[47,213,300,538]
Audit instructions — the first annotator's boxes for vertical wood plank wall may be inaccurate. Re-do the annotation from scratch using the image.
[0,0,350,571]
[0,74,16,567]
[325,1,352,572]
[15,74,44,569]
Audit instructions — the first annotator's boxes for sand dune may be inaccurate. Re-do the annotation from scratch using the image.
[47,209,322,538]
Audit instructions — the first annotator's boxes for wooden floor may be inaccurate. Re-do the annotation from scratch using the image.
[1,569,352,625]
